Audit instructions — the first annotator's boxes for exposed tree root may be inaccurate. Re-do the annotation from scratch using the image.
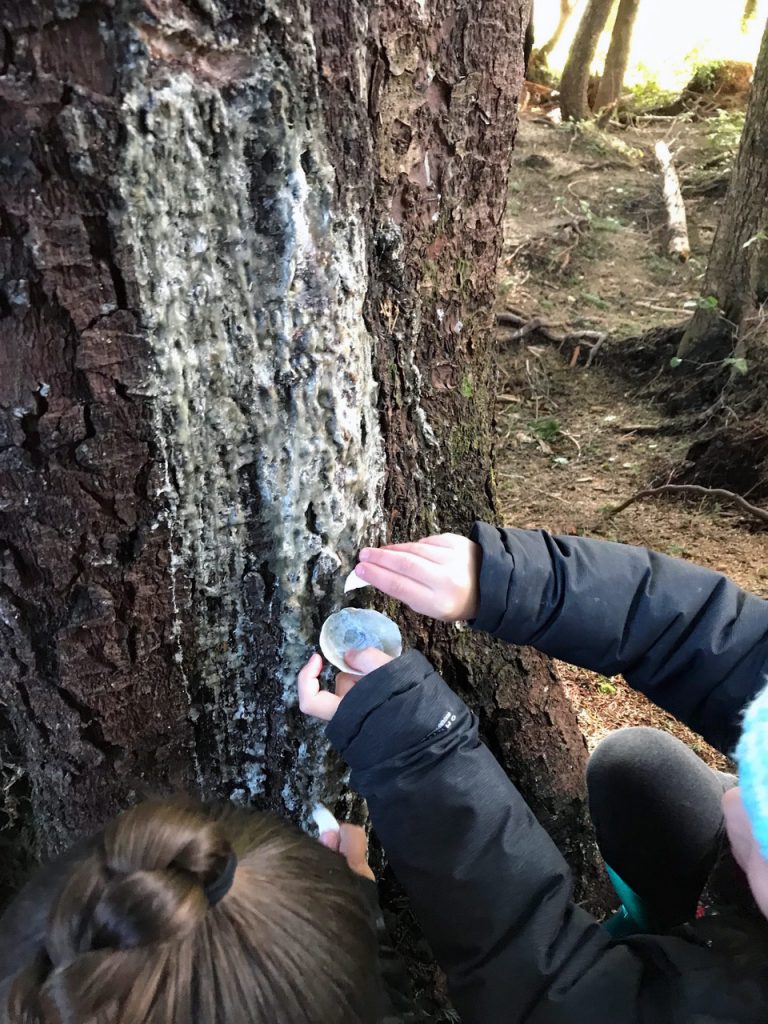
[601,483,768,526]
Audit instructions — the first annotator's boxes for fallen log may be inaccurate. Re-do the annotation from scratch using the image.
[654,140,690,262]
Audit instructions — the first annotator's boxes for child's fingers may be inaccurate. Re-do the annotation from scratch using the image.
[359,547,441,582]
[372,541,448,564]
[339,824,375,881]
[338,824,368,860]
[353,561,433,607]
[298,652,323,681]
[334,674,358,699]
[319,830,341,851]
[420,533,465,548]
[297,656,340,721]
[344,647,393,674]
[299,687,340,721]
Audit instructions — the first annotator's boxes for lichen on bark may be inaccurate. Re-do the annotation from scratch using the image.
[115,12,385,808]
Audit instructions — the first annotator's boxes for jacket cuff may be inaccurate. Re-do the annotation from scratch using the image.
[470,521,518,635]
[326,649,467,771]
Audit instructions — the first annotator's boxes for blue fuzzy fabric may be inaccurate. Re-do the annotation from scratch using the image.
[736,679,768,860]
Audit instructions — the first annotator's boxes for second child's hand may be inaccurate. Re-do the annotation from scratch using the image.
[319,824,375,882]
[298,647,393,722]
[352,534,480,622]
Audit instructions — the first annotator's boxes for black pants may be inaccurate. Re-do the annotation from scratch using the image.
[587,726,735,931]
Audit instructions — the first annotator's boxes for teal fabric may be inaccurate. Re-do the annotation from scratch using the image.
[605,864,652,934]
[603,905,639,939]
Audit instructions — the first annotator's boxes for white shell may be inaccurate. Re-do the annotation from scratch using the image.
[343,568,370,593]
[311,804,340,835]
[319,608,402,675]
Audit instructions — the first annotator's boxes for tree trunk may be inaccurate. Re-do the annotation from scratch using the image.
[678,18,768,363]
[524,1,535,75]
[539,0,575,61]
[593,0,640,112]
[0,0,602,914]
[559,0,615,120]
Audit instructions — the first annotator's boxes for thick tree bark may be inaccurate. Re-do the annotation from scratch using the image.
[559,0,614,120]
[593,0,640,112]
[678,19,768,362]
[0,0,601,915]
[539,0,575,61]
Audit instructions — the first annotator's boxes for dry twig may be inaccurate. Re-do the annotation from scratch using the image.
[583,331,608,368]
[496,311,608,366]
[601,484,768,525]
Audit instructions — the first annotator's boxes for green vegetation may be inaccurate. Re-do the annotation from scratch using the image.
[529,416,562,442]
[624,66,678,111]
[705,109,747,157]
[597,678,617,696]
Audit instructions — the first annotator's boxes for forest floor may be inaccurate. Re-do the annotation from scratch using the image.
[496,110,768,772]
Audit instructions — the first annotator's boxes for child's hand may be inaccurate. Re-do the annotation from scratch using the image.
[319,823,375,881]
[353,534,480,621]
[297,648,393,721]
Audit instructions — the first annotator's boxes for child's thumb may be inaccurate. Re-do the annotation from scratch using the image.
[344,646,394,675]
[338,824,375,881]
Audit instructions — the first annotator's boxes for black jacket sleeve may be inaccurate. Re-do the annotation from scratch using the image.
[327,651,740,1024]
[470,523,768,754]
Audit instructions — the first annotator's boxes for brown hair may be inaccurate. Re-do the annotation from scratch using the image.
[5,799,379,1024]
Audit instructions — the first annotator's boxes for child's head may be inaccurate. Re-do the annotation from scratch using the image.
[5,799,380,1023]
[723,680,768,920]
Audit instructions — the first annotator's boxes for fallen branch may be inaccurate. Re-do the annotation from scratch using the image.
[497,311,564,345]
[654,141,690,262]
[504,317,545,341]
[601,484,768,525]
[583,331,608,368]
[617,423,665,434]
[496,312,608,363]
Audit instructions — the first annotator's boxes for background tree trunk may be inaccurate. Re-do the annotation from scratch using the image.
[539,0,576,61]
[524,2,536,74]
[0,0,602,917]
[559,0,615,120]
[593,0,640,112]
[678,18,768,363]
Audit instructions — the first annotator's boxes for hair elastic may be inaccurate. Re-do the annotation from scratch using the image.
[203,850,238,907]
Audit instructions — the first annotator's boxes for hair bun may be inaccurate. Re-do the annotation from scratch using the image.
[103,800,232,882]
[46,801,233,965]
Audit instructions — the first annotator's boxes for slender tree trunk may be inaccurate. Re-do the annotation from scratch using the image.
[593,0,640,112]
[0,0,601,912]
[539,0,576,61]
[524,1,536,75]
[559,0,615,120]
[678,18,768,363]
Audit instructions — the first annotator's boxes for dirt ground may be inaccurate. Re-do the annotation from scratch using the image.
[496,111,768,772]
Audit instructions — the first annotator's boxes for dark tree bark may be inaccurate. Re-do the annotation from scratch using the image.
[593,0,640,112]
[524,1,535,75]
[539,0,575,62]
[678,18,768,363]
[559,0,615,120]
[0,0,602,914]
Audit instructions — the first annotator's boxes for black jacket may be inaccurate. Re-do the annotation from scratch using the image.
[327,525,768,1023]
